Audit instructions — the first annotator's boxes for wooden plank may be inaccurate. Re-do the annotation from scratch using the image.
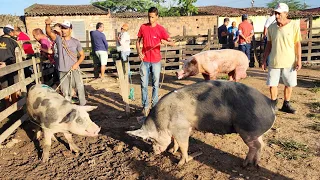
[0,75,35,100]
[0,97,26,122]
[301,45,320,50]
[32,57,39,84]
[301,52,320,57]
[81,58,114,64]
[0,113,29,144]
[0,60,33,77]
[15,47,27,93]
[302,60,320,64]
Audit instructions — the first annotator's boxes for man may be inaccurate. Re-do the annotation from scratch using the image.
[136,7,175,116]
[14,27,34,57]
[0,25,20,108]
[227,21,239,49]
[117,23,131,74]
[262,3,302,114]
[32,28,54,64]
[45,19,86,106]
[218,18,229,48]
[238,14,254,63]
[90,22,108,79]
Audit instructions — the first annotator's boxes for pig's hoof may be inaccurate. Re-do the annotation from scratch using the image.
[41,154,49,163]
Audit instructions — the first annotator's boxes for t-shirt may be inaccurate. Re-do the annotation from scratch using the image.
[227,27,238,41]
[39,38,54,64]
[0,35,19,65]
[268,21,302,68]
[90,30,108,52]
[119,32,131,52]
[238,21,254,44]
[17,32,34,55]
[264,15,276,28]
[137,23,169,63]
[55,35,83,72]
[218,24,228,44]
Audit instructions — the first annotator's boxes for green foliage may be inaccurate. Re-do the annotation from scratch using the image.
[266,0,310,11]
[268,139,312,160]
[178,0,198,16]
[92,0,156,13]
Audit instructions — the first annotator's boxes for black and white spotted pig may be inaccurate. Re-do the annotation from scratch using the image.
[128,80,275,167]
[26,84,100,162]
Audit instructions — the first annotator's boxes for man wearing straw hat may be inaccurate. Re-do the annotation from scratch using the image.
[117,23,131,73]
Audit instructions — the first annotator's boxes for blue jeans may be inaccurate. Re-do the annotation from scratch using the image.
[140,61,161,109]
[121,51,130,74]
[239,44,251,62]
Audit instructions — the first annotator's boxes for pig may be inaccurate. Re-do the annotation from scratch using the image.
[127,80,275,167]
[26,84,100,162]
[176,49,249,82]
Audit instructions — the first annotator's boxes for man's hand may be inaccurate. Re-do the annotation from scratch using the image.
[139,53,145,61]
[261,59,267,71]
[45,18,52,25]
[71,63,79,70]
[295,60,302,71]
[0,62,6,68]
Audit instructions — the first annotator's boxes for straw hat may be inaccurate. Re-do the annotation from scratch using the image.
[121,23,129,30]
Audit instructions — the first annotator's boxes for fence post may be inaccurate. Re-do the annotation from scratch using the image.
[208,29,212,48]
[183,26,186,36]
[86,30,90,49]
[15,47,27,94]
[307,16,313,62]
[115,60,130,115]
[32,57,39,84]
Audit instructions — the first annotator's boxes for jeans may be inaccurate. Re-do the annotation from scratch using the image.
[121,51,131,75]
[60,69,86,106]
[239,43,251,62]
[140,61,161,109]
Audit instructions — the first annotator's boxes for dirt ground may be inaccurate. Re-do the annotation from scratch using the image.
[0,66,319,180]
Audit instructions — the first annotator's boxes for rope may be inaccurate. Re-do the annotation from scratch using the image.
[55,69,72,91]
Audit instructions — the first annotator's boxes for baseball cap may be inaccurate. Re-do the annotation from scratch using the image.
[5,24,14,30]
[59,20,72,29]
[242,14,248,19]
[274,3,289,13]
[3,24,14,34]
[121,23,129,30]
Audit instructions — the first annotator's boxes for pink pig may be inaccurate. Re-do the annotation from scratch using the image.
[177,49,249,82]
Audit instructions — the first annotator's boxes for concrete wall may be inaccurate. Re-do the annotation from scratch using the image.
[25,15,218,41]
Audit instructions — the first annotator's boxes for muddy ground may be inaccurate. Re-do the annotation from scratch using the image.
[0,67,319,180]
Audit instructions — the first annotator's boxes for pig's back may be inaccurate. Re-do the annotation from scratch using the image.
[162,80,275,136]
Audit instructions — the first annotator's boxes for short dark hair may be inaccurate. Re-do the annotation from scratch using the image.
[15,27,22,32]
[96,22,103,30]
[148,7,158,16]
[224,18,229,23]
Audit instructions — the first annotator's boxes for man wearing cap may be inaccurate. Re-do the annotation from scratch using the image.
[45,18,86,106]
[14,26,34,57]
[238,14,254,63]
[262,3,302,114]
[90,22,108,80]
[218,18,229,48]
[117,23,131,73]
[0,25,20,107]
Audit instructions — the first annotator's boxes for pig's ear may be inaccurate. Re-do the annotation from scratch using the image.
[190,58,197,65]
[80,106,98,112]
[126,128,149,140]
[60,109,77,123]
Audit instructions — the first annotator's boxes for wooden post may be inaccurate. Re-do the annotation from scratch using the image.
[307,16,313,62]
[115,60,130,115]
[15,47,27,94]
[32,57,39,84]
[183,26,186,36]
[86,30,90,49]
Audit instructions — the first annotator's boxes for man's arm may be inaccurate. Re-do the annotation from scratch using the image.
[45,18,56,41]
[71,50,85,70]
[262,41,272,70]
[263,27,268,38]
[295,41,302,71]
[136,37,144,61]
[161,37,175,46]
[102,34,108,50]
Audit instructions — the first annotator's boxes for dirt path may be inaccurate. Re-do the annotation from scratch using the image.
[0,67,319,180]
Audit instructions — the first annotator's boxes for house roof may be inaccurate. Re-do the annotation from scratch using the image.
[0,15,25,27]
[197,5,320,18]
[24,4,109,16]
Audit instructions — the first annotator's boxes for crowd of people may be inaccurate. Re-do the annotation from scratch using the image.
[0,3,301,115]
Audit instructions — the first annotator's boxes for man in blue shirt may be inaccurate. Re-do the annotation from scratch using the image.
[228,21,239,49]
[90,22,109,79]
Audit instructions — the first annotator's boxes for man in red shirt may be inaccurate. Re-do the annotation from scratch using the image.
[136,7,175,116]
[14,27,34,57]
[238,14,254,65]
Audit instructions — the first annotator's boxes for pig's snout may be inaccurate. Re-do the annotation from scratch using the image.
[176,70,185,80]
[86,124,101,137]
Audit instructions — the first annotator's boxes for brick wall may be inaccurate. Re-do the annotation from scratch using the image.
[25,15,218,41]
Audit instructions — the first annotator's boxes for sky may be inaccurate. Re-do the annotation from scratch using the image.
[0,0,319,16]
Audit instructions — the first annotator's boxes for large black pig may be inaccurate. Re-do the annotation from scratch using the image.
[128,80,275,166]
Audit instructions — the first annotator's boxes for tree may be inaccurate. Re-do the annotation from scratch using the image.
[92,0,156,13]
[178,0,198,16]
[266,0,309,11]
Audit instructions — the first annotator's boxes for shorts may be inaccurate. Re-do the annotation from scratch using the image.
[95,51,108,66]
[267,67,297,87]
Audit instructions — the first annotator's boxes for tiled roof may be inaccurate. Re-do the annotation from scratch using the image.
[24,4,109,16]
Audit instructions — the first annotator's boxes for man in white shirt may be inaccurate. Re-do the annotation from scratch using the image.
[117,23,131,73]
[263,12,276,66]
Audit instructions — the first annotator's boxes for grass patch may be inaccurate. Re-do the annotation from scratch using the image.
[309,86,320,93]
[306,122,320,132]
[268,139,312,160]
[218,75,229,80]
[306,113,320,120]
